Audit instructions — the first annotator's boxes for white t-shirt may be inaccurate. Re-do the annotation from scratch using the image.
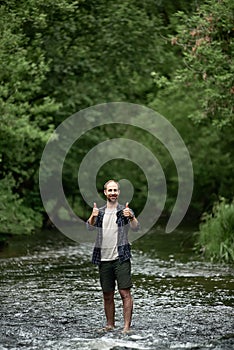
[101,208,118,261]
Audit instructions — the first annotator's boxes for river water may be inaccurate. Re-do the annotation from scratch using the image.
[0,228,233,350]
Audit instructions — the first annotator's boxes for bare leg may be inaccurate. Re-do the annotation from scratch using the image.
[103,291,115,328]
[119,288,133,332]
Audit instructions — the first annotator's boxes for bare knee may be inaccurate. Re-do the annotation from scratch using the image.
[103,291,115,302]
[119,289,132,300]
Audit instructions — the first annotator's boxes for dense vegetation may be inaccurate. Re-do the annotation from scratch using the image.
[196,199,234,263]
[0,0,233,261]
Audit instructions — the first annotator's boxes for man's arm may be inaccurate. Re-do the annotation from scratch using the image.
[129,215,139,230]
[87,202,99,229]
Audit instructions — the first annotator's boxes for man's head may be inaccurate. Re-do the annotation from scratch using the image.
[104,180,120,203]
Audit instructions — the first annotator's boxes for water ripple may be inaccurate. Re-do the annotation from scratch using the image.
[0,237,233,349]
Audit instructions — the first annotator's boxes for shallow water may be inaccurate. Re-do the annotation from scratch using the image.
[0,229,233,350]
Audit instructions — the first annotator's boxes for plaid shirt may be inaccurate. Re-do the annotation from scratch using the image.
[87,203,139,265]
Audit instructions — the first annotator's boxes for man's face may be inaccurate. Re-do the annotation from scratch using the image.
[104,182,120,203]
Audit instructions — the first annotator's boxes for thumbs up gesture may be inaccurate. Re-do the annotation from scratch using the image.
[123,202,133,218]
[92,202,99,217]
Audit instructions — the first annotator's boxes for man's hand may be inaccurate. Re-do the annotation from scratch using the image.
[123,202,134,219]
[92,202,99,217]
[88,202,99,225]
[123,202,139,229]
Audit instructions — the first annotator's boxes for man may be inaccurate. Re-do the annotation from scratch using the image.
[87,180,139,333]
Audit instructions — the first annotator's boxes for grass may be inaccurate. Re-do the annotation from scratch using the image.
[196,198,234,263]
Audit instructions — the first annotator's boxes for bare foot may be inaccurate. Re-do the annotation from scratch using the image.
[122,327,131,334]
[98,325,115,333]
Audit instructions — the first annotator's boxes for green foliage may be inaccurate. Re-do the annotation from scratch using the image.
[2,0,186,236]
[150,0,234,217]
[0,0,60,236]
[43,0,195,216]
[170,0,234,128]
[0,176,42,235]
[149,0,234,264]
[150,81,233,216]
[38,0,172,118]
[0,0,233,244]
[196,199,234,263]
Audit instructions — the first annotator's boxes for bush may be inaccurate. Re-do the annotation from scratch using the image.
[196,199,234,263]
[0,176,43,238]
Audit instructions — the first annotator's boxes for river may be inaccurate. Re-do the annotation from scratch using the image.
[0,227,233,350]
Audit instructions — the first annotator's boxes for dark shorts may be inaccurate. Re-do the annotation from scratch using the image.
[98,259,132,293]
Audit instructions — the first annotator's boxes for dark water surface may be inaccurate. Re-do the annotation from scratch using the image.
[0,228,233,350]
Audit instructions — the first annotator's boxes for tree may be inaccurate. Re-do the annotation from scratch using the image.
[0,0,208,236]
[150,0,234,214]
[0,0,59,235]
[170,0,234,128]
[149,0,234,260]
